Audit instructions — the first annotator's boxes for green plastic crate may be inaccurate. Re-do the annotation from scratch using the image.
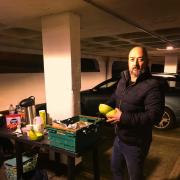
[47,115,103,152]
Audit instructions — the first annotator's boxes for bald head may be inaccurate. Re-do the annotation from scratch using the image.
[129,46,148,62]
[128,46,149,81]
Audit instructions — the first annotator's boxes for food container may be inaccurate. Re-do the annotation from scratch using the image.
[47,115,104,153]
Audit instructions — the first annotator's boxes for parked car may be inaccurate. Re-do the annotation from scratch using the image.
[80,73,180,130]
[80,77,119,116]
[152,73,180,130]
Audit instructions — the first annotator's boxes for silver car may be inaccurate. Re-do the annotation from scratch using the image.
[152,73,180,130]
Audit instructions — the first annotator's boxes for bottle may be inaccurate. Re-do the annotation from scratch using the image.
[19,107,26,127]
[9,104,15,114]
[15,105,22,114]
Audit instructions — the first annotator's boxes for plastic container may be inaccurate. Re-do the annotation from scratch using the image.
[47,115,103,152]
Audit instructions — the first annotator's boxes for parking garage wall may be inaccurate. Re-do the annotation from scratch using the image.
[1,55,177,111]
[0,73,46,111]
[0,56,106,111]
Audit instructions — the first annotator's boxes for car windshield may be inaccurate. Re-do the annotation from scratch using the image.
[94,78,119,90]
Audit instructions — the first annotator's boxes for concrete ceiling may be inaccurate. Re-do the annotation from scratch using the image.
[0,0,180,58]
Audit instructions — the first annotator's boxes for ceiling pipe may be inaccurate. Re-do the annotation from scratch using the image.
[83,0,175,47]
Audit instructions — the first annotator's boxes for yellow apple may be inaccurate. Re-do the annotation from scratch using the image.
[106,109,117,116]
[99,104,113,115]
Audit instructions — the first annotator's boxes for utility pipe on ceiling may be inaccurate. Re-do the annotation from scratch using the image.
[83,0,175,47]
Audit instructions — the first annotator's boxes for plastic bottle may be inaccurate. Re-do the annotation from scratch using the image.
[9,104,15,114]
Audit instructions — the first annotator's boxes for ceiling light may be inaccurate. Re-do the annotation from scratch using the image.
[166,45,174,50]
[156,45,177,51]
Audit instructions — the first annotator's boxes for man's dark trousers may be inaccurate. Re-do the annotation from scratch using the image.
[111,136,150,180]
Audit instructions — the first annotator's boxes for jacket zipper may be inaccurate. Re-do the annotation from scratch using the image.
[118,82,136,109]
[115,81,135,133]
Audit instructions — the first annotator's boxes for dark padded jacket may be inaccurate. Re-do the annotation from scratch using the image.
[108,68,165,146]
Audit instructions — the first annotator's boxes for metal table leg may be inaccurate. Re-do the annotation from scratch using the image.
[15,141,23,180]
[92,146,100,180]
[67,156,75,180]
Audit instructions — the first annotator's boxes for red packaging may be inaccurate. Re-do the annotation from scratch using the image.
[6,114,21,129]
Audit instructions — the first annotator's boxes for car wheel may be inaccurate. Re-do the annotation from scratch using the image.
[154,107,176,130]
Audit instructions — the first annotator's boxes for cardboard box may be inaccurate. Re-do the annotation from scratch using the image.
[6,114,21,129]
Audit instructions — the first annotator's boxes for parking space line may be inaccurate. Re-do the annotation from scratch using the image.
[168,156,180,179]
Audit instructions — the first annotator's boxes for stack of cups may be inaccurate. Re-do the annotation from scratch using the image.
[39,110,46,129]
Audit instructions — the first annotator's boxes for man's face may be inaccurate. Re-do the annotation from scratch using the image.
[128,47,147,77]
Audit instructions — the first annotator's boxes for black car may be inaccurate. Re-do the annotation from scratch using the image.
[80,73,180,130]
[80,77,119,116]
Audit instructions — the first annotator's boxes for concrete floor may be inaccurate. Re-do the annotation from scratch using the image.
[0,126,180,180]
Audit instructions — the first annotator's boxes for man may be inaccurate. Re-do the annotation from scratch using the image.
[106,46,164,180]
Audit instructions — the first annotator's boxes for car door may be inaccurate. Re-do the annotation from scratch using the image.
[81,78,119,116]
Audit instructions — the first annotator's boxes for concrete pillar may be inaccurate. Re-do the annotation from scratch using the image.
[164,55,178,73]
[42,12,81,121]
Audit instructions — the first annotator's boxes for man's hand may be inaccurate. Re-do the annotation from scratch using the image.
[106,108,122,124]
